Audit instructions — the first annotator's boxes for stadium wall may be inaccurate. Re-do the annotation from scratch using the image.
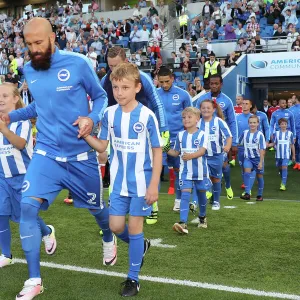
[222,54,252,105]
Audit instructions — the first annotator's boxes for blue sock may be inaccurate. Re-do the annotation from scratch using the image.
[20,198,42,278]
[257,176,264,196]
[197,190,207,217]
[244,172,251,194]
[128,233,144,282]
[180,191,190,223]
[37,217,51,237]
[212,181,221,204]
[0,216,11,258]
[175,172,181,200]
[192,187,198,205]
[89,208,113,243]
[222,164,231,189]
[282,168,287,185]
[116,225,129,244]
[249,170,256,192]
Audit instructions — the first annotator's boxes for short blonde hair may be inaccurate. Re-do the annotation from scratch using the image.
[110,62,140,85]
[182,107,200,118]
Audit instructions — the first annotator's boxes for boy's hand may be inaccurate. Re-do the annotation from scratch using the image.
[292,155,296,162]
[145,184,158,205]
[182,152,193,161]
[258,162,263,170]
[73,116,93,138]
[223,144,230,153]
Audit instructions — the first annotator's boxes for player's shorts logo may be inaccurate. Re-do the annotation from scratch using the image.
[285,113,289,116]
[194,139,200,146]
[211,126,216,132]
[239,161,242,166]
[133,122,144,133]
[173,94,179,101]
[179,180,183,186]
[58,69,70,82]
[87,192,96,205]
[22,180,30,193]
[219,102,225,108]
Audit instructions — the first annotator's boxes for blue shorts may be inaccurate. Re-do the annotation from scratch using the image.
[206,155,223,179]
[244,158,264,174]
[22,153,105,211]
[276,158,289,167]
[238,147,245,168]
[223,152,228,163]
[167,155,180,169]
[0,175,24,222]
[109,193,152,216]
[179,178,212,191]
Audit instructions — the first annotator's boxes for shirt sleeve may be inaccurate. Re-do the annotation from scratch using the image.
[147,113,163,148]
[238,132,244,145]
[16,120,32,144]
[219,119,232,138]
[262,114,270,142]
[174,133,181,152]
[200,130,208,149]
[259,133,266,150]
[182,91,193,109]
[269,113,276,137]
[9,101,37,123]
[289,111,296,137]
[140,72,168,132]
[98,110,109,140]
[80,57,108,125]
[224,98,238,146]
[290,132,294,144]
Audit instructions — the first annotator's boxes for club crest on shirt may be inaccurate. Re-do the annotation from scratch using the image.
[211,126,216,132]
[22,180,30,193]
[58,69,70,82]
[194,139,200,146]
[254,138,258,143]
[172,94,180,101]
[133,122,144,133]
[219,102,225,108]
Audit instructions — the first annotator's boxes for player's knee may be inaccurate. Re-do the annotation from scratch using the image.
[210,177,220,183]
[109,221,124,234]
[20,197,42,222]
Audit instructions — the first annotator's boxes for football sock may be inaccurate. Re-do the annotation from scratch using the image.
[197,190,207,217]
[257,176,264,196]
[249,170,256,191]
[222,164,231,189]
[90,208,113,243]
[175,171,181,200]
[244,172,251,194]
[100,164,106,179]
[169,168,175,189]
[282,168,287,185]
[37,217,51,237]
[212,181,221,204]
[0,216,11,258]
[180,191,190,223]
[20,198,42,278]
[128,233,144,282]
[116,225,129,244]
[192,187,198,205]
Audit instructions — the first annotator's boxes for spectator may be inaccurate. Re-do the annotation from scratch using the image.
[158,1,168,24]
[203,38,213,54]
[227,52,237,67]
[235,23,248,38]
[212,6,222,27]
[273,26,287,37]
[140,25,150,50]
[292,40,300,51]
[180,56,192,72]
[265,5,276,25]
[188,19,200,41]
[282,8,298,28]
[122,2,131,9]
[121,19,131,37]
[291,35,300,47]
[231,3,242,25]
[188,83,197,97]
[202,0,214,21]
[235,38,247,52]
[207,24,219,40]
[179,12,189,38]
[192,77,204,94]
[181,65,192,83]
[0,52,9,75]
[130,25,141,54]
[152,24,163,43]
[246,16,260,37]
[91,35,102,60]
[260,99,271,115]
[149,2,159,16]
[219,59,227,74]
[196,55,206,76]
[203,52,221,82]
[128,53,141,66]
[138,0,147,8]
[8,55,18,75]
[172,51,181,68]
[150,40,161,58]
[175,0,183,16]
[19,81,33,106]
[247,42,256,53]
[225,19,236,40]
[223,3,233,24]
[15,50,24,73]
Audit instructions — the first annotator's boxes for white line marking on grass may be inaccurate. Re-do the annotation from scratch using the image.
[14,259,300,299]
[224,206,237,209]
[150,238,177,248]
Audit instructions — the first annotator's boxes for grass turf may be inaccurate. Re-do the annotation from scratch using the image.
[1,151,300,300]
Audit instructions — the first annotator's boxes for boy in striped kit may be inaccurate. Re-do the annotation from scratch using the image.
[167,107,212,233]
[269,118,295,191]
[0,83,56,268]
[84,63,163,297]
[240,115,266,201]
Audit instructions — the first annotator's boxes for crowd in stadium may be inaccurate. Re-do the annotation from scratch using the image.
[0,1,300,299]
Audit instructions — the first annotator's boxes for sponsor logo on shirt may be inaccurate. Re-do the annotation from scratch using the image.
[58,69,70,82]
[0,144,13,156]
[133,122,144,133]
[112,137,145,152]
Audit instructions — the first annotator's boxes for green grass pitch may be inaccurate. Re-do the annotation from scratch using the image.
[1,151,300,300]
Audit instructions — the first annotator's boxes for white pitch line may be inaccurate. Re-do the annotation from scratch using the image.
[14,259,300,300]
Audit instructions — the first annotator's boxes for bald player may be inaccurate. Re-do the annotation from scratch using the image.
[0,18,116,300]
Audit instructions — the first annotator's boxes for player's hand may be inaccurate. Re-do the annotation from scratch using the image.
[258,162,263,170]
[161,131,170,147]
[223,145,230,153]
[73,116,94,138]
[0,112,10,125]
[0,119,7,132]
[182,152,193,161]
[292,155,296,163]
[145,184,158,205]
[231,146,238,156]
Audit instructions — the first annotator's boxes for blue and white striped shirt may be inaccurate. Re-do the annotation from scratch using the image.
[274,130,294,159]
[174,129,209,180]
[0,120,33,178]
[198,116,232,156]
[239,130,266,159]
[99,103,163,197]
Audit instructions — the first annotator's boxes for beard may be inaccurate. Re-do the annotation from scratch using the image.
[29,39,52,71]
